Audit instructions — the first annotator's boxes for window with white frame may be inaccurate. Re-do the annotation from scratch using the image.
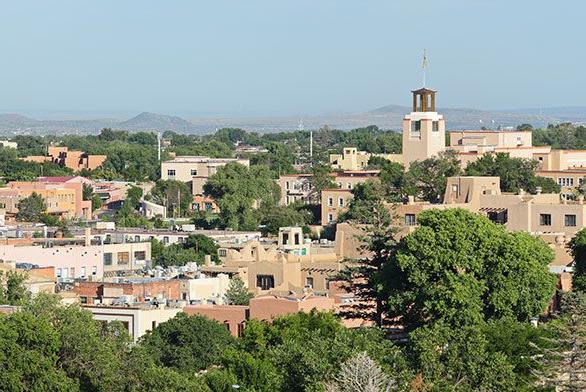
[557,177,574,187]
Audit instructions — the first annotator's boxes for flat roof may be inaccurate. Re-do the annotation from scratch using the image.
[163,156,246,164]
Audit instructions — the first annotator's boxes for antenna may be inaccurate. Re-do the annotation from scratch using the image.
[421,49,428,87]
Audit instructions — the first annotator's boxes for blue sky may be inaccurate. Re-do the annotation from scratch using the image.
[0,0,583,116]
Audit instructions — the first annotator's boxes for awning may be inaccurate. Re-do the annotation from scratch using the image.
[479,207,507,213]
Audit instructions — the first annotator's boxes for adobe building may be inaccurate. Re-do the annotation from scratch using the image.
[329,147,401,171]
[201,227,342,296]
[74,279,182,305]
[23,146,107,172]
[184,294,337,337]
[278,170,379,206]
[160,156,250,195]
[329,85,586,200]
[0,176,92,220]
[84,304,182,342]
[0,234,151,281]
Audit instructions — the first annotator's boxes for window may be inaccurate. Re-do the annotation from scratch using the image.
[432,121,439,132]
[487,210,508,225]
[151,321,156,330]
[190,169,198,176]
[56,268,62,278]
[92,266,97,276]
[540,214,552,226]
[81,266,86,277]
[328,197,333,207]
[286,181,290,190]
[558,177,574,187]
[256,275,275,290]
[103,253,112,265]
[134,235,140,242]
[80,296,88,304]
[282,232,289,244]
[410,120,421,137]
[219,249,227,257]
[117,252,130,265]
[338,198,344,207]
[565,214,577,227]
[134,251,146,261]
[192,202,200,210]
[328,213,334,223]
[167,169,176,178]
[405,214,417,226]
[306,276,314,288]
[294,233,300,245]
[163,236,169,244]
[205,202,213,211]
[346,183,352,189]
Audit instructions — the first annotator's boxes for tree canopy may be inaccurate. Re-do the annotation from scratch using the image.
[16,192,46,222]
[383,208,557,332]
[204,162,280,230]
[465,152,560,193]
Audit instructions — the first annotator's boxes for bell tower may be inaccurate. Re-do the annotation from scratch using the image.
[402,87,446,169]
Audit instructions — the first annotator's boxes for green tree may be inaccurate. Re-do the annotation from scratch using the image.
[384,209,557,332]
[0,270,29,305]
[337,182,397,327]
[149,180,191,218]
[126,186,144,208]
[153,234,219,267]
[140,313,235,373]
[237,311,407,392]
[91,193,103,211]
[569,228,586,291]
[404,149,461,203]
[258,204,312,235]
[339,181,387,224]
[308,163,338,204]
[0,311,78,391]
[465,152,560,193]
[225,276,253,305]
[409,323,516,391]
[16,192,46,222]
[204,163,280,230]
[534,291,586,391]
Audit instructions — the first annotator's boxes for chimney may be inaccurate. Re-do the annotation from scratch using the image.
[204,255,212,266]
[535,186,542,195]
[518,188,525,196]
[407,195,415,205]
[579,195,584,205]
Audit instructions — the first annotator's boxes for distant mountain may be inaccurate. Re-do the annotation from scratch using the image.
[502,106,586,122]
[0,106,584,135]
[0,114,42,128]
[118,112,197,132]
[0,112,197,135]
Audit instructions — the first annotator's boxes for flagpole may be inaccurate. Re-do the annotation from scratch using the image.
[422,49,427,87]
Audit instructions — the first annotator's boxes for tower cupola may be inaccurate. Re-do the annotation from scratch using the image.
[411,87,436,112]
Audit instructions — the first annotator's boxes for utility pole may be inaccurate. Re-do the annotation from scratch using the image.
[299,119,312,166]
[157,132,162,162]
